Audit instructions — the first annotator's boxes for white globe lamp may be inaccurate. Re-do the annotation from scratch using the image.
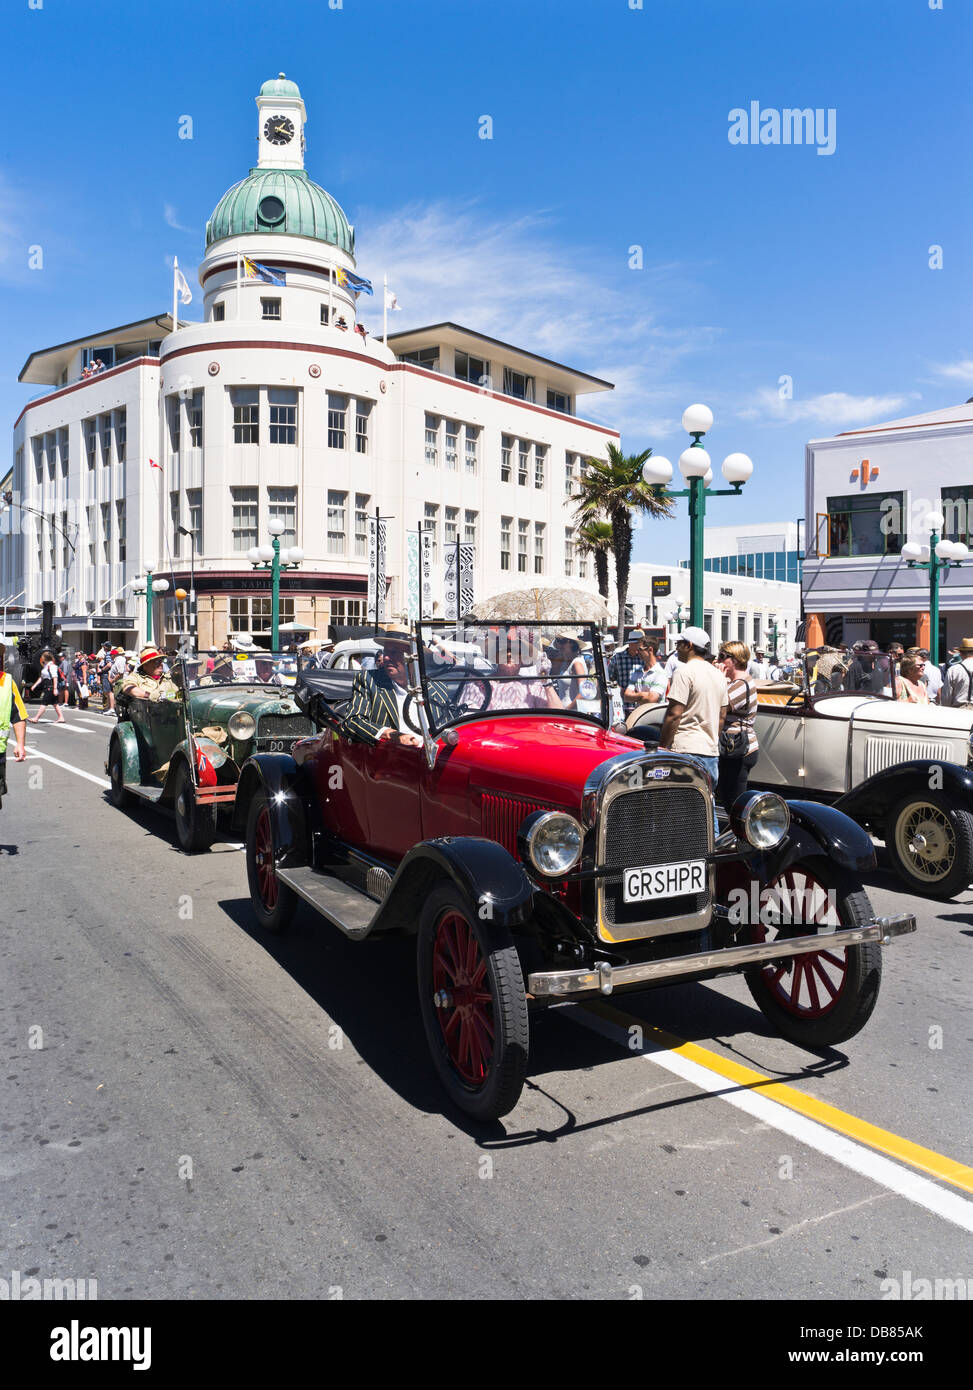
[267,518,286,537]
[936,539,958,561]
[678,446,711,480]
[257,544,274,563]
[924,510,945,532]
[682,403,713,436]
[722,452,754,484]
[900,542,922,561]
[642,456,673,486]
[951,541,969,560]
[152,578,170,594]
[286,546,304,564]
[247,546,261,564]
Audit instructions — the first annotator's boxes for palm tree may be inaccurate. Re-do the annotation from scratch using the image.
[575,519,613,602]
[575,442,674,638]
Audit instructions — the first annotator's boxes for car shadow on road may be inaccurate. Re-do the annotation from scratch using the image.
[217,893,851,1144]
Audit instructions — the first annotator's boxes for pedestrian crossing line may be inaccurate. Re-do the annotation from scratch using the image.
[568,1001,973,1234]
[33,721,97,736]
[24,744,110,788]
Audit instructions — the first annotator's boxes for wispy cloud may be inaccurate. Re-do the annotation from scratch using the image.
[737,387,919,427]
[163,202,196,235]
[355,199,720,448]
[932,358,973,383]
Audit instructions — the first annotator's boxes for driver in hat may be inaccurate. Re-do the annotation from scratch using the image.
[116,645,180,702]
[340,629,424,747]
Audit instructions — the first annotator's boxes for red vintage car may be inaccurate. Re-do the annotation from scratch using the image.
[234,621,915,1121]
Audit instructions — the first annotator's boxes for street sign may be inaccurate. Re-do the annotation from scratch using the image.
[651,576,671,597]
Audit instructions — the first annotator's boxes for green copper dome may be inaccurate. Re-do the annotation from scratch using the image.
[205,168,355,253]
[259,75,302,100]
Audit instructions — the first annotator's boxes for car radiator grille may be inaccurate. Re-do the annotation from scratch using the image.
[258,714,314,739]
[600,784,711,928]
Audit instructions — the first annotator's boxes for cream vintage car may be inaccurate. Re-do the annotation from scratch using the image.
[750,653,973,899]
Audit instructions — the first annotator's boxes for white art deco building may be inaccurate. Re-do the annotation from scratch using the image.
[3,75,618,649]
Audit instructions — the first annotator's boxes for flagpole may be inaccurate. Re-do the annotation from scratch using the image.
[172,256,178,332]
[237,254,242,320]
[383,274,388,346]
[328,261,334,323]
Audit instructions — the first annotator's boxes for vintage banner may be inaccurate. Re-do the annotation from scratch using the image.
[458,544,475,618]
[443,542,459,623]
[406,530,420,624]
[377,518,387,623]
[420,529,433,620]
[366,517,377,622]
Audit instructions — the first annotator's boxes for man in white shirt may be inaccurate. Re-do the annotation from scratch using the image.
[625,639,668,706]
[658,626,728,831]
[940,637,973,707]
[747,649,769,680]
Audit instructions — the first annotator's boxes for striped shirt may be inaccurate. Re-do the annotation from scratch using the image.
[724,675,758,755]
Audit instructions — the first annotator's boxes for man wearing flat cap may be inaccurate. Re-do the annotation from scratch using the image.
[340,630,425,747]
[940,637,973,707]
[116,645,180,702]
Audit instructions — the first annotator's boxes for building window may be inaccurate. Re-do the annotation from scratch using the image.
[942,486,973,546]
[261,297,282,320]
[423,503,439,564]
[116,501,126,564]
[402,346,439,371]
[464,509,477,549]
[189,392,203,448]
[721,612,730,643]
[187,489,202,547]
[171,492,181,557]
[46,432,56,483]
[501,435,512,482]
[60,511,69,570]
[503,367,534,401]
[31,437,43,486]
[534,522,545,575]
[114,409,126,464]
[464,426,478,475]
[231,487,258,551]
[547,389,572,414]
[87,505,96,564]
[826,492,904,557]
[100,414,112,466]
[327,490,347,554]
[168,396,181,455]
[269,387,298,445]
[320,304,329,325]
[534,445,547,489]
[230,596,295,635]
[355,494,370,557]
[753,615,762,647]
[232,388,259,444]
[444,420,459,471]
[424,413,439,468]
[445,506,459,547]
[328,393,347,449]
[330,599,364,626]
[455,351,488,385]
[101,501,111,563]
[355,401,371,454]
[564,528,574,576]
[500,516,512,571]
[84,419,97,470]
[268,486,297,546]
[58,427,69,477]
[213,302,225,322]
[737,613,746,642]
[518,441,529,486]
[578,553,587,580]
[517,519,529,573]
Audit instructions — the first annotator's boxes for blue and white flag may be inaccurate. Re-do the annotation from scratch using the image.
[243,257,287,286]
[336,268,373,296]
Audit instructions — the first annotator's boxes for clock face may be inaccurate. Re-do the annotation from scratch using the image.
[264,115,295,145]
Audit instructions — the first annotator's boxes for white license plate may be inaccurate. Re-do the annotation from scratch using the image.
[622,858,706,903]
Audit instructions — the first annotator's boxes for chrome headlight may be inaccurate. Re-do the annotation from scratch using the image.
[731,791,790,849]
[227,710,256,741]
[517,810,583,878]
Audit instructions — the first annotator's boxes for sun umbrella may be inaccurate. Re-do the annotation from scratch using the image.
[466,586,612,624]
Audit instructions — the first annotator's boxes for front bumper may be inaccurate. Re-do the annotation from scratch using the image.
[527,912,916,998]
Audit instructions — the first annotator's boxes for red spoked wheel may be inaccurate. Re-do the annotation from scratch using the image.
[744,860,882,1048]
[418,886,529,1120]
[245,790,296,935]
[432,912,495,1086]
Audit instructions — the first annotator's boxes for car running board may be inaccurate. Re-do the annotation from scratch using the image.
[276,866,376,940]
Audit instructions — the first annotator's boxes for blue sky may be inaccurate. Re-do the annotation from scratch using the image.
[2,0,971,564]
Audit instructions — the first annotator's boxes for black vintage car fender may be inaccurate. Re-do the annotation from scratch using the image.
[751,800,877,880]
[234,752,312,868]
[370,837,536,936]
[834,759,973,831]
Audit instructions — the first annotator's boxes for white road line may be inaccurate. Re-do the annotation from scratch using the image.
[24,745,110,789]
[34,722,96,736]
[566,1005,973,1236]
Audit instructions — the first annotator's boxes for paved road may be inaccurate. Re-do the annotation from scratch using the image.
[2,705,971,1299]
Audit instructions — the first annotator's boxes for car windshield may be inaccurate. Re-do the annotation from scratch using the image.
[414,621,608,734]
[177,650,296,690]
[801,649,899,699]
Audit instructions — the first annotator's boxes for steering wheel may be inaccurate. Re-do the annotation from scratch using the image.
[403,694,423,735]
[403,678,494,734]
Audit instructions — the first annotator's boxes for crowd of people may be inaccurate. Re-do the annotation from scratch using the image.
[80,358,108,379]
[806,637,973,705]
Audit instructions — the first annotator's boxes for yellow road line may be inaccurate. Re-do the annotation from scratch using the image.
[584,1000,973,1196]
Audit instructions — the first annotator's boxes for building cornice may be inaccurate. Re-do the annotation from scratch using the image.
[14,357,159,431]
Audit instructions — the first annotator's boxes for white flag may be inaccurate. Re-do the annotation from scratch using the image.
[174,265,193,305]
[384,287,402,311]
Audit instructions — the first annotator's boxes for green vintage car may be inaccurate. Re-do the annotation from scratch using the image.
[106,651,316,851]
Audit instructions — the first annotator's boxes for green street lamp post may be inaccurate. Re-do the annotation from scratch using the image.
[132,568,169,643]
[902,511,970,665]
[642,405,754,630]
[248,520,304,650]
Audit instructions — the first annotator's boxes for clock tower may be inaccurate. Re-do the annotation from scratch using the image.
[256,73,306,171]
